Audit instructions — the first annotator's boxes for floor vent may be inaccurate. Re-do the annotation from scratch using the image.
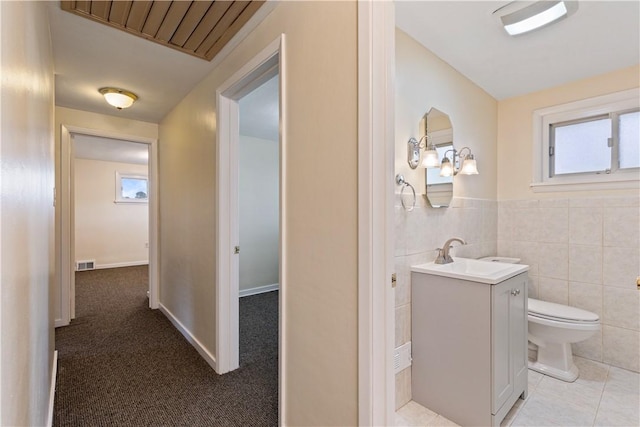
[394,341,412,374]
[76,260,96,271]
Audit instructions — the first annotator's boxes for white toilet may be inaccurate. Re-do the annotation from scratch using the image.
[479,257,601,382]
[527,298,600,382]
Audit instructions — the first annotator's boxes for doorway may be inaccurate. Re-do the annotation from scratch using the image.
[215,36,283,390]
[237,73,280,372]
[58,126,159,325]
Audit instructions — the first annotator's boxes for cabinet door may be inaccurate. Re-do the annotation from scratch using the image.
[492,279,514,413]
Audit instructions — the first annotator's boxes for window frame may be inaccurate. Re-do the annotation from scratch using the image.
[115,171,149,204]
[531,88,640,192]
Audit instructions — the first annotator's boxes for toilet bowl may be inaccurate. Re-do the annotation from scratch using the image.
[527,298,600,382]
[478,257,601,383]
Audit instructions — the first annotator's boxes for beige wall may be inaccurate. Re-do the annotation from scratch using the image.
[497,64,640,201]
[159,2,358,425]
[54,107,158,324]
[239,135,278,291]
[0,1,55,425]
[74,159,149,268]
[496,65,640,373]
[395,29,498,201]
[394,29,500,408]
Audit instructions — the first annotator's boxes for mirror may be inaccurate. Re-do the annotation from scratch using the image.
[422,108,453,208]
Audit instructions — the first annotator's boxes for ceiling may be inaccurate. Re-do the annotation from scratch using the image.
[60,1,264,61]
[50,1,639,128]
[48,1,275,123]
[396,1,640,100]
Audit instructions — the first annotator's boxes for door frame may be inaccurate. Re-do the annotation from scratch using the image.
[215,2,395,423]
[215,32,284,399]
[357,1,395,425]
[58,125,159,325]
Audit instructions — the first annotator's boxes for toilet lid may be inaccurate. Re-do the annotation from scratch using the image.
[529,298,600,322]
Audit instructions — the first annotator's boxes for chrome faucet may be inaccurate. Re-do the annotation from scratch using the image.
[435,237,466,264]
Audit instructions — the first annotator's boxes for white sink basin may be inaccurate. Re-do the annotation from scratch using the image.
[412,257,529,284]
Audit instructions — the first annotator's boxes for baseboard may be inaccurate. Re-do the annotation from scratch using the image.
[94,261,149,270]
[47,350,58,427]
[159,303,217,372]
[54,318,68,328]
[239,283,279,298]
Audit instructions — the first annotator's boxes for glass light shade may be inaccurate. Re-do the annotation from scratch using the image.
[439,157,454,177]
[503,1,567,36]
[99,88,138,109]
[421,148,441,168]
[460,156,479,175]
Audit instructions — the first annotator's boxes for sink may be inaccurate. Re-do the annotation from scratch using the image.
[412,257,529,284]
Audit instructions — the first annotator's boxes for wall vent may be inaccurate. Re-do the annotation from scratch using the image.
[394,341,412,374]
[76,260,96,271]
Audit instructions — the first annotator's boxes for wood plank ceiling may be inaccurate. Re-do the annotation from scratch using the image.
[61,1,265,61]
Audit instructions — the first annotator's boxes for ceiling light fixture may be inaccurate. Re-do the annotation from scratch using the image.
[494,1,579,36]
[99,87,138,110]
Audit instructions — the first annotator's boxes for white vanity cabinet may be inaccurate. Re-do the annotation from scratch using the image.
[411,269,528,427]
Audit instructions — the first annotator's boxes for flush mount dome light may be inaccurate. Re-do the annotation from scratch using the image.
[99,87,138,109]
[494,1,579,36]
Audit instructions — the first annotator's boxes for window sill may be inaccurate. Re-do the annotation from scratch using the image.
[114,199,148,204]
[530,177,639,193]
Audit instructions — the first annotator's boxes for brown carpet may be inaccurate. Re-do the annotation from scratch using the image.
[54,266,278,426]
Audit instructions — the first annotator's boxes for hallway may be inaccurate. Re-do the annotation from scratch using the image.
[54,266,278,426]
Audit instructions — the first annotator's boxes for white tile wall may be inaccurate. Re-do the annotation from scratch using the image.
[394,195,639,409]
[394,196,499,408]
[498,196,640,374]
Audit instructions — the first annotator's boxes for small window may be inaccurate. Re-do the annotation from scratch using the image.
[619,110,640,169]
[532,89,640,191]
[115,172,148,203]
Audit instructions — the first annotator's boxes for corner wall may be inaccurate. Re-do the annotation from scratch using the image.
[159,2,358,424]
[394,29,499,408]
[0,2,55,425]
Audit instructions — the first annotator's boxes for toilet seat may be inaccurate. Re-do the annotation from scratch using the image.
[528,298,599,323]
[528,313,601,331]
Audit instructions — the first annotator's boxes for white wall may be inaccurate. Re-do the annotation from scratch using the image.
[394,29,499,408]
[159,2,358,424]
[0,2,55,425]
[74,158,149,268]
[239,135,278,291]
[54,107,158,324]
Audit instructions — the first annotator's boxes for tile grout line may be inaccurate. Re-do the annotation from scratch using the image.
[591,364,612,427]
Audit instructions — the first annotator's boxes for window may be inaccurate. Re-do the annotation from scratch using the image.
[115,172,148,203]
[532,88,640,191]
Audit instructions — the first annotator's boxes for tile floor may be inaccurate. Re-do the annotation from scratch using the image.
[396,357,640,427]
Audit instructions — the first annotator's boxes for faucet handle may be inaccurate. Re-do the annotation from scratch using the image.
[434,248,446,264]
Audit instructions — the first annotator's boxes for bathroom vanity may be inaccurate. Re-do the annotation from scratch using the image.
[411,258,529,427]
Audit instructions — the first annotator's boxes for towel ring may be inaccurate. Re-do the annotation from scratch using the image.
[395,174,416,211]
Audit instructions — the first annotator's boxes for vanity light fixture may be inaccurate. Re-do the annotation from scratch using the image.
[407,135,441,169]
[99,87,138,110]
[439,147,479,177]
[494,1,579,36]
